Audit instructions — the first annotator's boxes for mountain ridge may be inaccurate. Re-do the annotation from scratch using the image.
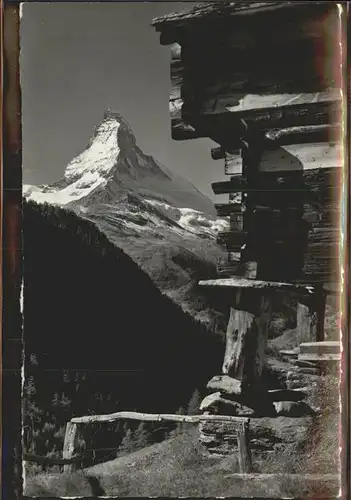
[24,109,217,216]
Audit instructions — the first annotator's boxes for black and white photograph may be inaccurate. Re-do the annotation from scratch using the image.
[13,1,347,497]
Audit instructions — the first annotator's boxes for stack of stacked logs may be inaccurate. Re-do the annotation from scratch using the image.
[212,125,341,285]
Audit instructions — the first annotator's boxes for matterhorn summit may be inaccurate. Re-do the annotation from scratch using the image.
[24,109,216,216]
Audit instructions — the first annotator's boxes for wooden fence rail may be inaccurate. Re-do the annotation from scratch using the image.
[23,453,81,466]
[62,411,251,474]
[70,411,250,425]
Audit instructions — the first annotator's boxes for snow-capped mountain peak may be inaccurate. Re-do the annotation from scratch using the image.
[24,110,216,215]
[64,115,120,182]
[25,110,172,206]
[23,109,227,245]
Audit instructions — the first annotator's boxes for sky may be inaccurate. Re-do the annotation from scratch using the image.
[20,1,224,200]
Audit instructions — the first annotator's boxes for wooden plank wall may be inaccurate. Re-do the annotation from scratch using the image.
[154,2,342,286]
[214,141,341,285]
[163,3,341,142]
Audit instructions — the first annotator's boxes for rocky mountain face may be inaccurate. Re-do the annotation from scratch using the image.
[24,110,229,326]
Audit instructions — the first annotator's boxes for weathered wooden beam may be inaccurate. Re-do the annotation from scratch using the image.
[298,353,341,362]
[184,65,337,108]
[259,143,342,173]
[168,96,341,143]
[152,2,336,31]
[212,177,245,195]
[215,127,339,173]
[211,146,226,160]
[224,143,341,177]
[186,91,340,118]
[171,120,202,141]
[70,411,250,425]
[212,181,318,200]
[215,203,242,216]
[198,277,316,296]
[299,341,341,355]
[265,124,340,146]
[183,98,341,139]
[23,453,81,466]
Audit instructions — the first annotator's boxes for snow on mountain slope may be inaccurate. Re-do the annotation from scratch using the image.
[23,110,228,324]
[24,110,215,216]
[23,172,108,206]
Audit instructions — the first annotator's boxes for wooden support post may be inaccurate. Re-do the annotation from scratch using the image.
[297,287,327,345]
[316,289,327,343]
[237,419,252,473]
[63,422,81,473]
[239,123,265,279]
[222,288,272,395]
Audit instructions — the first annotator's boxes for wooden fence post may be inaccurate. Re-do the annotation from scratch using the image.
[63,422,80,473]
[237,419,252,473]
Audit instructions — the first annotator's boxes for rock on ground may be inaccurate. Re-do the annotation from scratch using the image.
[273,401,316,417]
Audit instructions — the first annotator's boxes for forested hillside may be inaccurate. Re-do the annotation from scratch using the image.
[23,200,223,462]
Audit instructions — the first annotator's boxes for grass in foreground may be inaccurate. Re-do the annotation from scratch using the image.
[25,424,339,498]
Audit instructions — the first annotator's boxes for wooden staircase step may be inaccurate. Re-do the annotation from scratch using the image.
[298,353,341,362]
[299,340,341,355]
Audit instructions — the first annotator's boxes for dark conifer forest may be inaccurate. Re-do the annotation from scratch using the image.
[23,200,223,462]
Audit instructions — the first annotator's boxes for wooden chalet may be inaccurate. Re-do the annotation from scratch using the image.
[152,1,343,443]
[153,1,342,286]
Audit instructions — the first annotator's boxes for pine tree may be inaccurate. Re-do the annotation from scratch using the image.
[118,427,134,456]
[26,376,36,398]
[176,406,186,415]
[187,388,201,415]
[169,406,186,438]
[133,422,149,450]
[52,392,60,407]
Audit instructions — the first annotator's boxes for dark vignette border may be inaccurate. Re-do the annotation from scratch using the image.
[1,1,350,500]
[2,1,23,500]
[342,2,351,499]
